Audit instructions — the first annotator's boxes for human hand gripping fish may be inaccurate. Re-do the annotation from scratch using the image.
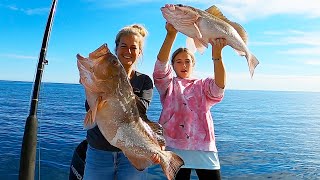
[76,44,184,180]
[161,4,260,77]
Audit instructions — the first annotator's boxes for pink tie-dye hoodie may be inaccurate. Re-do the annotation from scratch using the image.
[153,59,224,152]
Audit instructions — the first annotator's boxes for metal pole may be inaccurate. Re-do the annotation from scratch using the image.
[19,0,58,179]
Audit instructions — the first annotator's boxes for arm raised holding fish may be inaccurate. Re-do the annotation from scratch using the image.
[153,9,228,178]
[210,38,227,89]
[157,22,178,63]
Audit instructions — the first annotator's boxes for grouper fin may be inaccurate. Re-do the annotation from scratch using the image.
[83,109,96,129]
[123,151,153,171]
[205,5,248,44]
[193,23,202,39]
[186,37,197,54]
[186,37,206,54]
[84,96,103,129]
[193,38,207,54]
[145,120,166,147]
[228,21,248,45]
[89,43,110,60]
[246,52,260,78]
[205,5,224,19]
[160,151,184,180]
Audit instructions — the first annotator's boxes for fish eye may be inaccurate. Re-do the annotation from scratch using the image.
[112,59,119,66]
[108,54,119,65]
[177,4,183,7]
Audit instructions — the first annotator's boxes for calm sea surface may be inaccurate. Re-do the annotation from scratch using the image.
[0,80,319,180]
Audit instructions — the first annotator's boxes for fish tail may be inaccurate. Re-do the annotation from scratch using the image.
[160,151,184,180]
[246,53,260,78]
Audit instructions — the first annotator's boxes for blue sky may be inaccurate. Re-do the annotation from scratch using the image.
[1,0,320,92]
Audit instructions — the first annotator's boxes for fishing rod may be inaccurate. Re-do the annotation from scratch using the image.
[19,0,58,179]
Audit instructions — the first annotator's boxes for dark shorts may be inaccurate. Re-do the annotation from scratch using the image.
[69,139,88,180]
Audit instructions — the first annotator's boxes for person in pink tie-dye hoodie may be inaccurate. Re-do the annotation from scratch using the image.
[153,22,227,180]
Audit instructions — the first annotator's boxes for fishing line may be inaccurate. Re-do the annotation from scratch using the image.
[37,82,47,180]
[29,59,47,180]
[135,54,145,73]
[31,71,47,180]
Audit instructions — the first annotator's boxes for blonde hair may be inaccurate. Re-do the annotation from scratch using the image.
[114,24,148,54]
[171,47,195,65]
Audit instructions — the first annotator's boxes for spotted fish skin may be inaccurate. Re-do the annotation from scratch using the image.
[161,4,260,77]
[76,44,184,180]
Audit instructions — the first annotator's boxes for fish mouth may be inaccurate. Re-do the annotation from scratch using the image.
[161,4,175,10]
[161,4,199,24]
[160,4,176,14]
[77,44,127,93]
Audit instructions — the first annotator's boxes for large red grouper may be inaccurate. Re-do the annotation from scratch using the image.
[76,44,184,180]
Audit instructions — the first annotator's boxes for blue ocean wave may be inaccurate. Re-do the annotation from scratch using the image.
[0,80,319,180]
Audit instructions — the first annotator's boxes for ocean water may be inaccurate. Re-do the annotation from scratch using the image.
[0,80,319,180]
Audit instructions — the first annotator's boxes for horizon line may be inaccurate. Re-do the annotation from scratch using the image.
[1,79,319,93]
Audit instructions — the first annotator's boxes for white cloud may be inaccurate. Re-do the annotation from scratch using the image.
[83,0,156,8]
[83,0,320,21]
[227,72,320,92]
[0,54,37,60]
[206,0,320,21]
[23,8,49,15]
[190,71,320,92]
[262,30,320,45]
[252,30,320,57]
[250,41,283,46]
[279,47,320,56]
[305,60,320,66]
[7,5,18,11]
[3,4,48,15]
[281,31,320,46]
